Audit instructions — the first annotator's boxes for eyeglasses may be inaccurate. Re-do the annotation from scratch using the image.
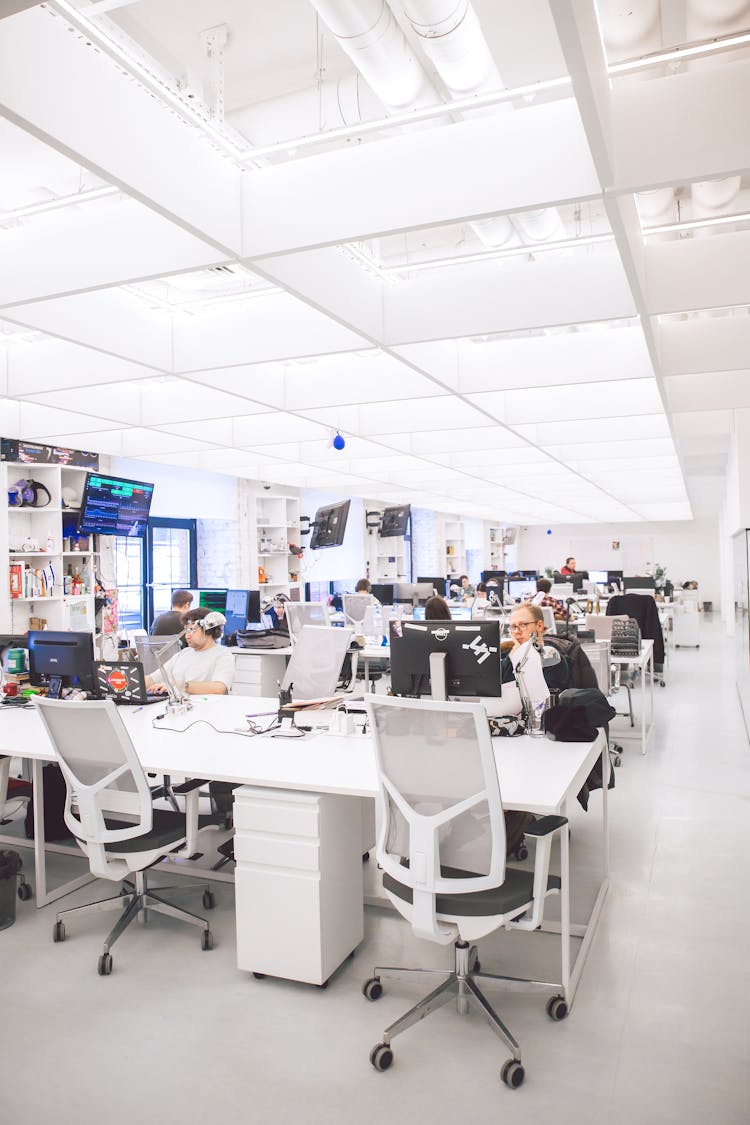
[509,619,537,633]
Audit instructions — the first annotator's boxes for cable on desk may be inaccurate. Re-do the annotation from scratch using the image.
[150,716,281,738]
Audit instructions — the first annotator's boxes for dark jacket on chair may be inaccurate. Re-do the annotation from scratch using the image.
[606,594,664,667]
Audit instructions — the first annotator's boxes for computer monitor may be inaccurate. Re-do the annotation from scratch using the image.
[417,576,447,597]
[310,499,351,550]
[449,606,473,620]
[623,575,655,591]
[481,570,506,583]
[506,578,536,600]
[370,583,394,605]
[570,572,589,592]
[389,619,501,698]
[77,473,153,538]
[247,590,262,624]
[222,589,251,639]
[28,630,95,695]
[588,570,608,585]
[305,580,331,604]
[379,504,410,538]
[510,571,537,581]
[607,570,624,588]
[174,588,224,612]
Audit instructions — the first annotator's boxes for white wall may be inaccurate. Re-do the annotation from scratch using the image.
[111,457,237,519]
[298,489,365,587]
[516,518,721,610]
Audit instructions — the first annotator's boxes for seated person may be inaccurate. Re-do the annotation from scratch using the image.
[532,578,566,620]
[150,589,192,636]
[472,582,489,612]
[502,605,569,692]
[146,608,234,696]
[424,595,452,620]
[266,597,288,630]
[560,556,577,577]
[458,574,475,600]
[355,577,380,606]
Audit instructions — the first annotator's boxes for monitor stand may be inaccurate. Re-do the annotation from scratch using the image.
[428,652,447,701]
[48,675,62,700]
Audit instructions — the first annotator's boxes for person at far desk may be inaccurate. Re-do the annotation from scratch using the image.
[532,578,567,621]
[146,608,234,696]
[355,577,381,605]
[424,595,452,620]
[560,557,577,577]
[502,605,569,692]
[266,597,288,630]
[150,588,192,636]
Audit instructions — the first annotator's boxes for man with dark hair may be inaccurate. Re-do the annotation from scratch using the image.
[146,607,234,695]
[355,578,371,593]
[532,577,566,619]
[151,589,193,636]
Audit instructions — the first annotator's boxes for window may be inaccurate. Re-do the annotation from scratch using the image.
[113,518,196,631]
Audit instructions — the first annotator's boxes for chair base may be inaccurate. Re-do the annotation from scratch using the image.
[366,939,563,1076]
[53,870,213,962]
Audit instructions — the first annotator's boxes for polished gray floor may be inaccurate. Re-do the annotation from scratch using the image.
[2,617,748,1124]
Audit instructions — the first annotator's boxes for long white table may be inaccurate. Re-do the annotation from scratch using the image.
[0,696,608,1003]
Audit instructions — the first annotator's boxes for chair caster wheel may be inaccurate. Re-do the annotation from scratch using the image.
[317,979,329,989]
[547,994,568,1021]
[363,977,383,1001]
[362,851,370,862]
[97,953,113,976]
[370,1043,393,1071]
[52,920,66,942]
[202,890,215,910]
[201,929,214,951]
[253,972,266,979]
[17,881,32,901]
[501,1059,525,1088]
[613,755,621,767]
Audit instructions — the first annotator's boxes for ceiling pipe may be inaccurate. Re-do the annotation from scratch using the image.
[394,0,565,243]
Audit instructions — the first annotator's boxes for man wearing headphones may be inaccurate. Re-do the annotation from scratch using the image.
[146,607,234,695]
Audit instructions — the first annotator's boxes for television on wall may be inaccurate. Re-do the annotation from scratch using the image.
[379,504,410,538]
[310,499,351,550]
[77,473,154,537]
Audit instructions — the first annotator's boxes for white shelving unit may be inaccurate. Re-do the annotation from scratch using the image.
[443,516,466,580]
[1,462,98,637]
[256,494,301,600]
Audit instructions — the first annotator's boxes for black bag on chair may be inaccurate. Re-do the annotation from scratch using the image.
[24,763,74,841]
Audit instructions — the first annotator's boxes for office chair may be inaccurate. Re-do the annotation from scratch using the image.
[285,601,331,643]
[362,695,569,1089]
[0,755,33,900]
[35,697,216,976]
[607,593,666,687]
[342,593,372,628]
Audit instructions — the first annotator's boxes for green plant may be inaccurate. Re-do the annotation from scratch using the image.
[653,563,668,587]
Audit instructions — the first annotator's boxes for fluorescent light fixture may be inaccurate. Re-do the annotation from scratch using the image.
[370,233,613,277]
[237,77,571,164]
[123,282,280,313]
[608,29,750,74]
[644,211,750,236]
[0,185,119,223]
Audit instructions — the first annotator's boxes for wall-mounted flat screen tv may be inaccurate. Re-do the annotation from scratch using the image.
[310,499,351,550]
[379,504,410,538]
[77,473,154,537]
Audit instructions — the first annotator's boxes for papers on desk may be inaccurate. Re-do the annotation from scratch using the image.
[509,640,549,707]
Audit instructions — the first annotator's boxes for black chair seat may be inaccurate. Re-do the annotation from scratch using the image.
[384,863,561,917]
[87,809,189,854]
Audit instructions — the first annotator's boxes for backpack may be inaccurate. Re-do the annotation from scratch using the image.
[24,763,74,842]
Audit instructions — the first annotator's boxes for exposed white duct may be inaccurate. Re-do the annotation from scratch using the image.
[399,0,500,95]
[307,0,436,110]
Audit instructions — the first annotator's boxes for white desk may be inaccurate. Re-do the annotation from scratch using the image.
[610,638,654,754]
[0,696,608,1003]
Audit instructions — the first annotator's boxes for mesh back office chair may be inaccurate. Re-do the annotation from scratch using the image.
[342,593,372,627]
[362,695,569,1088]
[580,640,625,767]
[35,697,216,975]
[285,601,331,643]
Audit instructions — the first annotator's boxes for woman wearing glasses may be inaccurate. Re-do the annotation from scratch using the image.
[146,606,235,696]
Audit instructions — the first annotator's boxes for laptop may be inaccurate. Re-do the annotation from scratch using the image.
[94,660,166,705]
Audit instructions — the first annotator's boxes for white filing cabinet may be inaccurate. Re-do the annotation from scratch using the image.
[234,785,364,985]
[673,605,700,648]
[231,651,289,697]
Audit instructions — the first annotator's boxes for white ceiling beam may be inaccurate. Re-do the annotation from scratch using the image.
[251,247,384,342]
[0,5,241,254]
[382,248,636,344]
[610,59,750,191]
[241,100,600,257]
[665,371,750,413]
[3,289,173,368]
[658,317,750,376]
[171,294,369,371]
[645,231,750,315]
[0,198,225,308]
